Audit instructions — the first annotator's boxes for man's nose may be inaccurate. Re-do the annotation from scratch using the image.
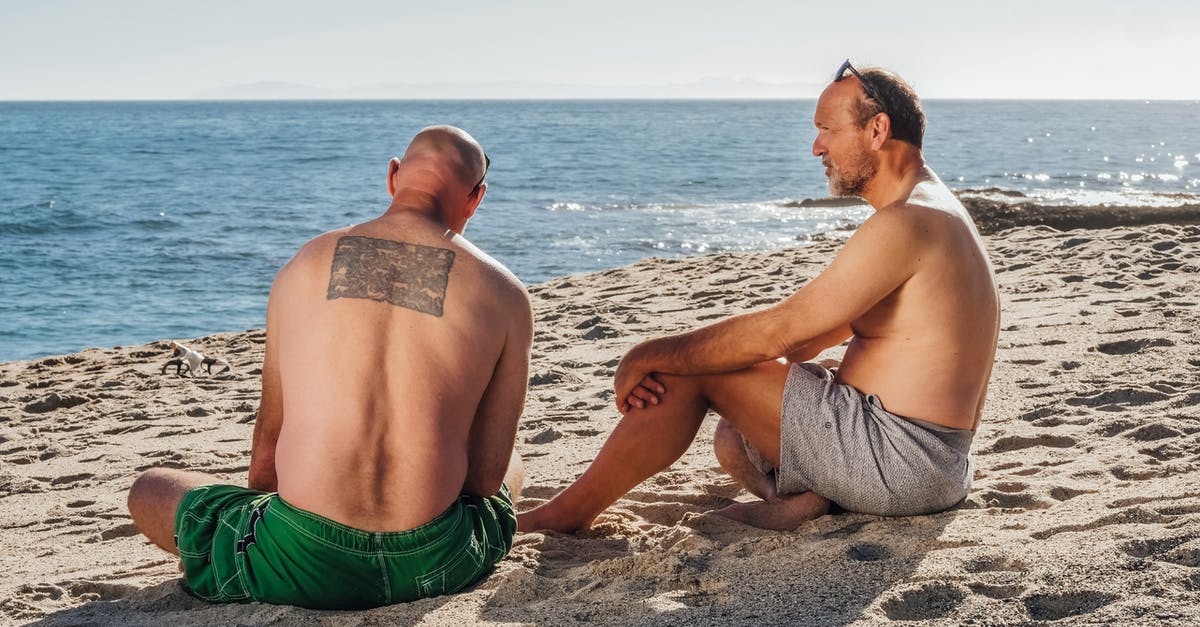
[811,137,824,158]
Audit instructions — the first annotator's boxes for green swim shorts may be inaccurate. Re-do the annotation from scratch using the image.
[173,484,516,610]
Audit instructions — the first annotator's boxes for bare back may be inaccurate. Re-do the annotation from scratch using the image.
[266,214,531,532]
[835,172,999,430]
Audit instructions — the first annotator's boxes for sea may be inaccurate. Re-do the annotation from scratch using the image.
[2,100,1198,361]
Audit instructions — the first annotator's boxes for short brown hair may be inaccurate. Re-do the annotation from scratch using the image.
[852,68,925,149]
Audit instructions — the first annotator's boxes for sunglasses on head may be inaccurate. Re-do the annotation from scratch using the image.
[834,59,889,116]
[471,153,491,195]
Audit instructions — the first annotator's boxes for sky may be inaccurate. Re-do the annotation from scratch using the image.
[1,0,1197,100]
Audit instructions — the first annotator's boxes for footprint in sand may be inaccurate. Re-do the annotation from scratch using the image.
[93,523,140,542]
[1121,536,1189,559]
[1065,388,1170,408]
[23,393,89,414]
[964,555,1027,574]
[48,473,94,487]
[63,580,140,602]
[1124,423,1184,442]
[1031,506,1170,540]
[1017,407,1058,422]
[966,581,1027,599]
[846,542,890,562]
[879,582,967,621]
[984,434,1076,454]
[1095,338,1175,355]
[1047,486,1095,501]
[980,491,1053,510]
[525,428,563,445]
[1022,590,1119,621]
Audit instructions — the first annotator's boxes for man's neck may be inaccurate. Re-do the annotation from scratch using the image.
[862,145,927,211]
[385,190,465,234]
[387,189,445,219]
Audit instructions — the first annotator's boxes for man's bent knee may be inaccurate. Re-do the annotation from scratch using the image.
[127,467,209,554]
[712,418,741,460]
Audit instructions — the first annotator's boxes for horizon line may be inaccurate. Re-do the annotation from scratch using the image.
[3,96,1199,103]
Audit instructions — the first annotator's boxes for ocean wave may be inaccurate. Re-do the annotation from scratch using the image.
[128,217,183,231]
[545,197,872,214]
[0,204,104,236]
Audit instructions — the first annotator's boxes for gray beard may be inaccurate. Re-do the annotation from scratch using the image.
[828,157,877,198]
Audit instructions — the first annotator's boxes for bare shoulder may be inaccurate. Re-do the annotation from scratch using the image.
[863,194,975,253]
[897,175,978,233]
[455,236,528,298]
[272,227,354,287]
[446,235,532,333]
[850,201,936,250]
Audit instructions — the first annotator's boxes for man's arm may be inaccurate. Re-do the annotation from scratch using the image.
[248,283,283,492]
[616,208,924,410]
[784,323,854,364]
[463,288,533,497]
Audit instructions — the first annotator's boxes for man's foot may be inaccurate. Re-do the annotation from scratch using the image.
[516,501,590,534]
[712,491,830,531]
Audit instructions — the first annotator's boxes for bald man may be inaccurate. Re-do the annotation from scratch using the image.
[519,62,999,533]
[127,126,532,609]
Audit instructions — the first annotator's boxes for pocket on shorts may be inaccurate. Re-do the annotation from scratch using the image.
[413,536,487,598]
[178,496,253,602]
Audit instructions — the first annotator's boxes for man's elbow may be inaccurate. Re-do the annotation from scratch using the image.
[462,474,505,498]
[759,312,800,362]
[463,459,510,497]
[247,454,277,492]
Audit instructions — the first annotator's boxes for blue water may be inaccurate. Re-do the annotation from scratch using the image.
[2,100,1198,361]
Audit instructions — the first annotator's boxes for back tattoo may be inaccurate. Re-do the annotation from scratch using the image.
[326,236,456,317]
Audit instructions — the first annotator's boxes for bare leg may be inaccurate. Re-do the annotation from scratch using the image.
[517,379,710,532]
[518,362,796,533]
[127,467,214,554]
[711,416,832,530]
[713,491,831,531]
[712,418,777,501]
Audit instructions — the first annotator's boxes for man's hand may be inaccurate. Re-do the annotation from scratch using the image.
[614,346,666,414]
[619,373,666,414]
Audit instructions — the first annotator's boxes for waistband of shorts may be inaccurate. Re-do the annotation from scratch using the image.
[900,414,973,434]
[266,494,466,553]
[864,393,975,450]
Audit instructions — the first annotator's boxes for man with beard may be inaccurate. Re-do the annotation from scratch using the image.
[518,61,999,532]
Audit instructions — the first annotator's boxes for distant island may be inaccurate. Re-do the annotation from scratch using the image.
[194,78,822,100]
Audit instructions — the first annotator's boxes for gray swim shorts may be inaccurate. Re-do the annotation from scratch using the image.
[744,363,974,516]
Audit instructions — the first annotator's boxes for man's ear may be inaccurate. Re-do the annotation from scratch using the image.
[464,182,486,221]
[870,113,891,150]
[386,157,401,197]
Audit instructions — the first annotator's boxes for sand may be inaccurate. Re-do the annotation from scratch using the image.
[2,207,1199,625]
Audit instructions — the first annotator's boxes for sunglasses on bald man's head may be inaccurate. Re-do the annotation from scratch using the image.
[834,59,889,116]
[471,153,491,195]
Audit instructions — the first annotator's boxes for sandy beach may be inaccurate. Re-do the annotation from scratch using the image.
[2,206,1198,625]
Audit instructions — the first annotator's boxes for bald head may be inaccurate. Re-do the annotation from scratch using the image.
[400,125,488,190]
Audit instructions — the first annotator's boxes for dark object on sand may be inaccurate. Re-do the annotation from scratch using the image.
[161,341,231,376]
